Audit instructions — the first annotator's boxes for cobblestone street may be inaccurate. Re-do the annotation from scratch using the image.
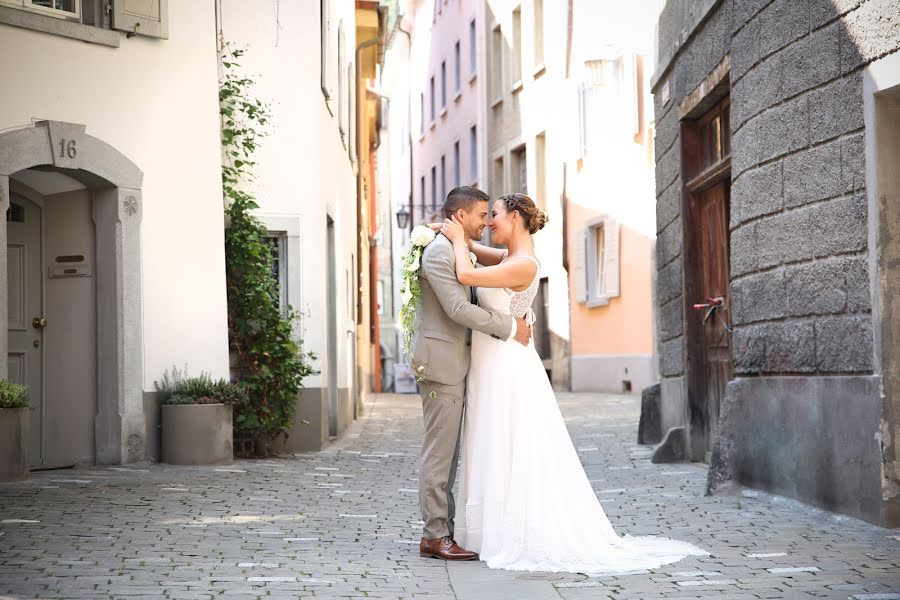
[1,392,898,600]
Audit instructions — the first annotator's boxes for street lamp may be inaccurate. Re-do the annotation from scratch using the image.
[395,205,410,230]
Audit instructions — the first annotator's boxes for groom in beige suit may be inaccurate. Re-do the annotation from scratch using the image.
[411,186,531,560]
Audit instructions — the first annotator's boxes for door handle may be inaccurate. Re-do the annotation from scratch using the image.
[32,317,47,329]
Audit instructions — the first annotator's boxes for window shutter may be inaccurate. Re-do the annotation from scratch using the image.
[578,83,588,158]
[572,228,587,303]
[604,218,620,298]
[113,0,168,39]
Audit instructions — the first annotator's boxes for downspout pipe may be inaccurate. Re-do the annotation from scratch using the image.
[396,18,413,234]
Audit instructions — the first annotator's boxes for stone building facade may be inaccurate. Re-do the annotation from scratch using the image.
[650,0,900,526]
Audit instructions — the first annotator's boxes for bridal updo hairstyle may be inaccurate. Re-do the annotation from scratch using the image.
[499,193,548,234]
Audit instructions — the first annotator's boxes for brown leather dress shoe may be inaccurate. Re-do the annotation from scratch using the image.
[419,536,479,560]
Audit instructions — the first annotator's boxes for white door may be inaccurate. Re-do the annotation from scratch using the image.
[7,194,44,467]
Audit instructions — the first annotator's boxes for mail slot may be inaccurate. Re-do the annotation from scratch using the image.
[49,263,92,278]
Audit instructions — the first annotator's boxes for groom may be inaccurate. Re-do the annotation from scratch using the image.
[411,186,531,560]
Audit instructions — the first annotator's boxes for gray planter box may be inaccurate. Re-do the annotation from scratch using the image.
[0,407,29,481]
[161,404,233,465]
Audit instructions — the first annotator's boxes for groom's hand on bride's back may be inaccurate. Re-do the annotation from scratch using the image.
[514,317,531,346]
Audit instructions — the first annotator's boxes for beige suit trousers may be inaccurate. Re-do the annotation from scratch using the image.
[418,379,466,540]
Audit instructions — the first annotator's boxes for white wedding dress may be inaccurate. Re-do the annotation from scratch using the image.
[456,257,707,574]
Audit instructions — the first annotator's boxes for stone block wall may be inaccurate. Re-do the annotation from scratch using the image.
[651,0,900,525]
[654,0,900,382]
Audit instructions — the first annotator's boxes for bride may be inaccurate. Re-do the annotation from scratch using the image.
[438,193,707,574]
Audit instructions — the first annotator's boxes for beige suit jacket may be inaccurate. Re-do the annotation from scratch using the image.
[410,235,513,386]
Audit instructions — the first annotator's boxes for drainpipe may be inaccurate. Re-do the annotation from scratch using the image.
[397,18,413,233]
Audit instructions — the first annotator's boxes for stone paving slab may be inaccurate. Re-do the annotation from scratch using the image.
[1,392,899,599]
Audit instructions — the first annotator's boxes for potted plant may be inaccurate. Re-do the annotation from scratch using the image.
[0,379,30,481]
[156,366,248,465]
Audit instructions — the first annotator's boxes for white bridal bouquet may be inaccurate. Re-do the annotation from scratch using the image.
[399,225,437,355]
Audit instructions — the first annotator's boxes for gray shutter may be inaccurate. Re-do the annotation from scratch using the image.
[113,0,168,39]
[604,218,620,298]
[572,228,587,303]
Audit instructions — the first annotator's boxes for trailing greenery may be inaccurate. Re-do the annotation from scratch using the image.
[0,379,29,409]
[398,225,436,355]
[219,41,317,455]
[154,365,249,407]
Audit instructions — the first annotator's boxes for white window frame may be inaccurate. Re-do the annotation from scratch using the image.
[454,40,462,95]
[1,0,80,20]
[254,214,304,333]
[320,0,334,109]
[469,19,477,78]
[581,216,620,307]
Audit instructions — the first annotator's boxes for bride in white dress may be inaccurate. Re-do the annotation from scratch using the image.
[439,193,707,575]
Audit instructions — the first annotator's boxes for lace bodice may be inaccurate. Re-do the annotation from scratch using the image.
[476,256,540,322]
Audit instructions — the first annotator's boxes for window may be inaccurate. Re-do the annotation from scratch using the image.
[511,145,527,194]
[419,92,425,135]
[534,0,544,69]
[0,0,168,42]
[348,62,355,162]
[440,155,446,202]
[579,58,624,156]
[338,21,346,145]
[454,41,462,94]
[574,217,620,306]
[512,6,522,85]
[453,141,461,188]
[431,165,437,213]
[470,126,478,180]
[11,0,80,20]
[420,176,426,219]
[264,233,288,313]
[320,0,333,105]
[491,24,504,101]
[430,76,436,123]
[535,132,546,209]
[441,60,447,109]
[492,156,505,198]
[469,19,477,77]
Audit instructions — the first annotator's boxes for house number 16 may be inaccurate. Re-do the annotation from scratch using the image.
[59,138,77,159]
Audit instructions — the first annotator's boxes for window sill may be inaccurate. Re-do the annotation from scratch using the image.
[429,120,437,130]
[490,96,503,109]
[439,107,448,118]
[511,80,523,94]
[418,132,426,142]
[533,63,546,78]
[469,72,477,84]
[0,5,120,46]
[454,90,462,102]
[586,296,610,309]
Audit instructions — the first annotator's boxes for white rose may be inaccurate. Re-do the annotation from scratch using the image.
[410,225,436,247]
[469,252,478,266]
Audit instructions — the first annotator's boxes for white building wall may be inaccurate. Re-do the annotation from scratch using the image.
[218,0,359,394]
[0,1,230,388]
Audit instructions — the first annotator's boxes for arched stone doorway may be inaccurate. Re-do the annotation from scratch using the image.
[0,120,145,465]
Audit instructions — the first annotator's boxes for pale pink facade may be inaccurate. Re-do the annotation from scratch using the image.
[408,0,486,228]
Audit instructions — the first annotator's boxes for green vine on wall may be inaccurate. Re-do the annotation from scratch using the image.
[219,40,317,455]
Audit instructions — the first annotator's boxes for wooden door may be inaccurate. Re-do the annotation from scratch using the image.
[682,94,732,462]
[694,183,732,460]
[7,194,44,467]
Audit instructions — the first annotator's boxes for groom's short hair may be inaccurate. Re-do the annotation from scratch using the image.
[443,186,490,218]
